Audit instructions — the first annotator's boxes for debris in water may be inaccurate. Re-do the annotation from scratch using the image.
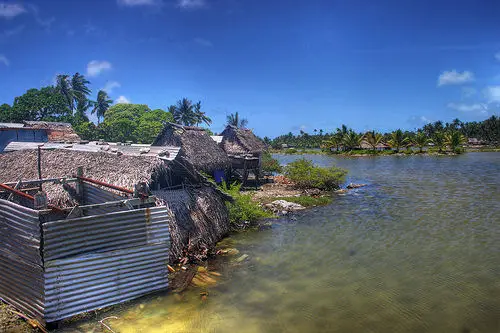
[167,265,176,273]
[236,254,249,263]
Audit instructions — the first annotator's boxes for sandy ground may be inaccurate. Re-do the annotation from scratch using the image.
[0,302,37,333]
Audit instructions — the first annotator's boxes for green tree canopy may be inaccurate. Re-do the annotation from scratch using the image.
[11,87,72,122]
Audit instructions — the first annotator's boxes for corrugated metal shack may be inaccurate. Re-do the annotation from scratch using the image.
[0,145,232,327]
[0,174,170,326]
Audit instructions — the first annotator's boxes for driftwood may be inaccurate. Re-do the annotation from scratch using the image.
[170,266,197,293]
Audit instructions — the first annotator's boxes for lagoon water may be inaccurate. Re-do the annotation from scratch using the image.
[69,153,499,333]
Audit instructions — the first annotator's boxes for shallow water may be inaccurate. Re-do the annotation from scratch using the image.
[68,153,500,333]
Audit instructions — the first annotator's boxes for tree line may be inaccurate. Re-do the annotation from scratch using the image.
[0,73,251,143]
[268,117,500,153]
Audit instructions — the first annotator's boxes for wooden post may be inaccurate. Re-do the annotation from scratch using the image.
[76,166,84,203]
[37,146,42,191]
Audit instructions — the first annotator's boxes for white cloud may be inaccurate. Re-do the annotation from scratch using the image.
[438,70,475,86]
[447,102,487,113]
[177,0,205,9]
[0,54,9,66]
[87,60,112,77]
[495,52,500,62]
[115,95,131,104]
[194,37,213,47]
[117,0,159,6]
[484,86,500,103]
[0,3,26,18]
[103,81,121,94]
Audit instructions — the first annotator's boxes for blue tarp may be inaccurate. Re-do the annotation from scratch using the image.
[0,129,48,152]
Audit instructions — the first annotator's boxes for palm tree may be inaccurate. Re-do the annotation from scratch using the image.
[226,112,248,128]
[342,130,362,151]
[388,129,409,153]
[432,131,446,153]
[92,90,113,124]
[413,131,430,153]
[364,130,383,151]
[193,101,212,126]
[172,98,197,126]
[71,73,91,116]
[55,74,73,110]
[321,136,340,152]
[445,130,466,152]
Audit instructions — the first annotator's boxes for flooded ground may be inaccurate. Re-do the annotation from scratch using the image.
[65,153,499,333]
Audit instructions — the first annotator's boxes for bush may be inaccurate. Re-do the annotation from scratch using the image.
[284,148,298,154]
[261,151,282,174]
[284,158,347,190]
[221,183,273,225]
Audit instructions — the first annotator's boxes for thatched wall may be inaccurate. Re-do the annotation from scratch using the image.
[0,149,166,207]
[152,123,231,174]
[220,125,266,155]
[154,186,230,262]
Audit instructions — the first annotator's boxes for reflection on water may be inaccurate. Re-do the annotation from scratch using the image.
[68,153,500,333]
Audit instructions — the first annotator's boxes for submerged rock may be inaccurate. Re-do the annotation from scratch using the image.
[346,183,367,189]
[265,200,306,212]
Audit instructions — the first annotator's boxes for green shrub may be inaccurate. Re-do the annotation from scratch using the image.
[284,148,298,154]
[221,183,273,224]
[284,158,347,190]
[261,151,282,174]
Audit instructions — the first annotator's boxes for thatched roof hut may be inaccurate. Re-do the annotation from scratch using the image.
[152,123,231,174]
[220,125,266,156]
[0,148,231,262]
[0,149,168,207]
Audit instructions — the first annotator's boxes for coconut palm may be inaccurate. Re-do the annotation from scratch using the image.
[364,131,383,151]
[445,130,466,152]
[172,98,197,126]
[432,131,446,153]
[71,73,91,116]
[388,129,409,152]
[321,136,340,152]
[193,101,212,126]
[226,112,248,128]
[55,74,73,110]
[342,130,362,151]
[412,131,431,153]
[92,90,113,124]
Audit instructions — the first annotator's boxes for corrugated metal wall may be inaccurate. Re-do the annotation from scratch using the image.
[0,199,44,322]
[42,205,170,323]
[0,128,48,152]
[0,194,171,324]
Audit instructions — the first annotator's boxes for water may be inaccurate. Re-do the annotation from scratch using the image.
[69,153,500,333]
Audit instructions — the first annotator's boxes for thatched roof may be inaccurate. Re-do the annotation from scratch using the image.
[23,121,81,142]
[152,123,231,173]
[220,125,266,155]
[0,149,167,207]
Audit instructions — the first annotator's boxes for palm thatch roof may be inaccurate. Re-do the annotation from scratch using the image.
[152,123,231,174]
[220,125,266,155]
[0,149,168,207]
[23,121,81,142]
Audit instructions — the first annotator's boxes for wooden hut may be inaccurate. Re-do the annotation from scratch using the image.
[219,125,266,185]
[152,123,231,182]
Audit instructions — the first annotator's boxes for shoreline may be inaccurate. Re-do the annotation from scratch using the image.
[271,147,500,157]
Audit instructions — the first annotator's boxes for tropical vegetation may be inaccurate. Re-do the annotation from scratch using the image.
[284,159,347,190]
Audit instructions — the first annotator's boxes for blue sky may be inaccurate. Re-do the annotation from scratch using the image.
[0,0,499,137]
